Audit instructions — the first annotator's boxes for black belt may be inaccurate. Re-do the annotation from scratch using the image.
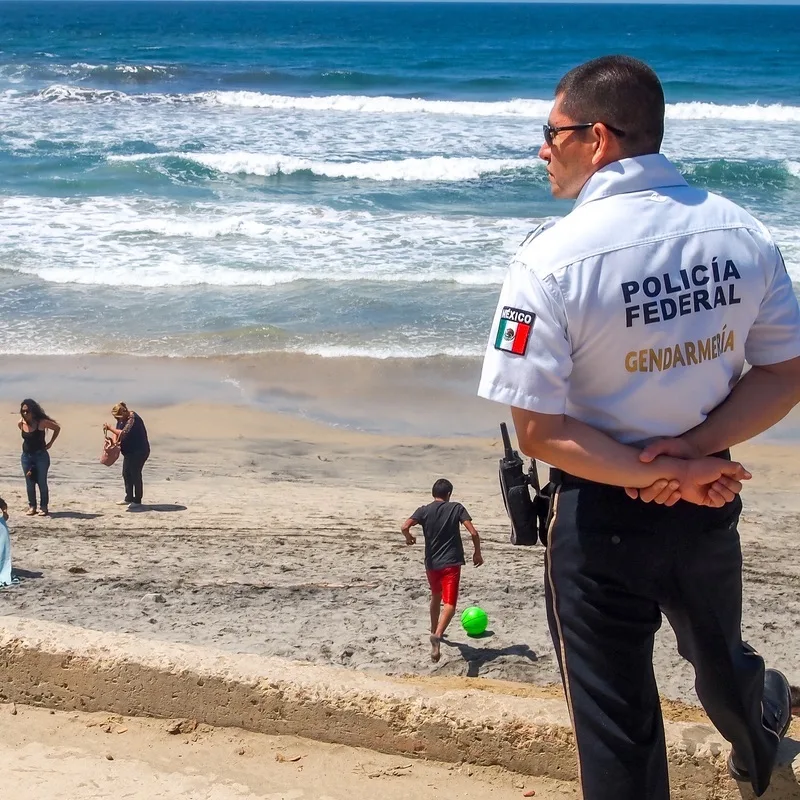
[550,449,731,488]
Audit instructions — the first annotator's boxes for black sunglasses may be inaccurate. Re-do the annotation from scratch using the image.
[543,122,626,147]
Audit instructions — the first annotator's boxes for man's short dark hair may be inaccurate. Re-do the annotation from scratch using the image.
[432,478,453,499]
[556,55,664,157]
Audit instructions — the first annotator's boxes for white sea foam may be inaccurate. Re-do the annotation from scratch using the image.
[204,93,800,123]
[69,62,172,74]
[0,339,484,359]
[111,215,273,239]
[195,91,554,118]
[36,84,132,103]
[0,195,523,287]
[18,85,800,123]
[24,263,302,288]
[109,151,540,181]
[666,102,800,123]
[110,151,800,184]
[300,344,482,359]
[17,263,505,288]
[0,62,173,83]
[769,224,800,285]
[3,93,799,167]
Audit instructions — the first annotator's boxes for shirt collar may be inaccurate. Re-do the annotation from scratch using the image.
[574,154,688,209]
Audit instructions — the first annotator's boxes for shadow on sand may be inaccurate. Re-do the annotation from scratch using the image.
[441,634,538,678]
[127,504,187,513]
[741,736,800,798]
[10,568,43,581]
[48,511,103,520]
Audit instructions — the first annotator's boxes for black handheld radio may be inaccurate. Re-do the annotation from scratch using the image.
[498,422,551,546]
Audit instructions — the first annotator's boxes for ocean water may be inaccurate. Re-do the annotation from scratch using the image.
[1,1,799,360]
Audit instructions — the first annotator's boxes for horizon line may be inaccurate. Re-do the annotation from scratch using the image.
[3,0,799,5]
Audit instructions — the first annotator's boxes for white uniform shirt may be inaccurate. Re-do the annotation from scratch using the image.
[478,154,800,445]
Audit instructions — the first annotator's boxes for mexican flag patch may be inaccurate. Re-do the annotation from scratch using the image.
[494,306,534,355]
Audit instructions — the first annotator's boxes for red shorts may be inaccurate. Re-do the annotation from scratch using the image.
[426,565,461,606]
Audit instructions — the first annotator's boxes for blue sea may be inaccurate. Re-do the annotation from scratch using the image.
[1,1,798,360]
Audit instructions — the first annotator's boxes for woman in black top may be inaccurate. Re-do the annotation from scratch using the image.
[104,402,150,507]
[18,399,61,516]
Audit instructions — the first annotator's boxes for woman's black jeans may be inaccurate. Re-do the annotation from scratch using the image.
[122,451,149,504]
[21,450,50,511]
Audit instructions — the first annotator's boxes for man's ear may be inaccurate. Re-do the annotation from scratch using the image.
[590,123,621,167]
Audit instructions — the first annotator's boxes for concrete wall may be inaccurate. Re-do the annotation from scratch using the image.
[1,615,798,798]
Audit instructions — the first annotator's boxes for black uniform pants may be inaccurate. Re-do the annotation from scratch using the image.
[545,479,781,799]
[122,452,149,504]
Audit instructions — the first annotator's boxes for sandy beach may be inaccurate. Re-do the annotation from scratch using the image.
[1,354,799,708]
[0,703,577,799]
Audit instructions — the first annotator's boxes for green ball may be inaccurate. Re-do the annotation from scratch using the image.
[461,606,489,637]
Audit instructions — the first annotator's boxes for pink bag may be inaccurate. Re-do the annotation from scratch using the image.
[101,435,121,467]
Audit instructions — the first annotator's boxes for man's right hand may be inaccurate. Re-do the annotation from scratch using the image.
[665,456,751,508]
[625,438,747,507]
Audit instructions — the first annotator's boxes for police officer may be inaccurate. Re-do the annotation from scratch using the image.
[479,55,800,800]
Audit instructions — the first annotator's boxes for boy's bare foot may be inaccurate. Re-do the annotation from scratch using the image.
[430,635,441,663]
[25,508,36,516]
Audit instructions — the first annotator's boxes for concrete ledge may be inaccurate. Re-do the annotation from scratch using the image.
[0,615,797,798]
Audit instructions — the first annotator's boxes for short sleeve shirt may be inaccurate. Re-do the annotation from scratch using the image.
[478,155,800,445]
[411,500,471,571]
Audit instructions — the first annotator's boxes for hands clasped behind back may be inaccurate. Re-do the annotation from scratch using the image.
[626,438,751,508]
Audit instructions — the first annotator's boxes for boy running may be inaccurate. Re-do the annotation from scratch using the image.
[401,478,483,662]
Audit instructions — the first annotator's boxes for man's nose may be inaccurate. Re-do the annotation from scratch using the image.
[538,141,551,161]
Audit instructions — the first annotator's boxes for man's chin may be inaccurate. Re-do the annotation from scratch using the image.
[550,182,578,201]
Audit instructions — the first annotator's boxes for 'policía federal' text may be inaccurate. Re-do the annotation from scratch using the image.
[622,258,741,328]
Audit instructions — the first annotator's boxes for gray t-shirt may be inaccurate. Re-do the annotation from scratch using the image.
[411,500,471,570]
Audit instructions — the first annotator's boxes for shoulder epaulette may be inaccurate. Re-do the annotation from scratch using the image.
[518,219,556,250]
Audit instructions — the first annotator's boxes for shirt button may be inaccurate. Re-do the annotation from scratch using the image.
[611,535,621,545]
